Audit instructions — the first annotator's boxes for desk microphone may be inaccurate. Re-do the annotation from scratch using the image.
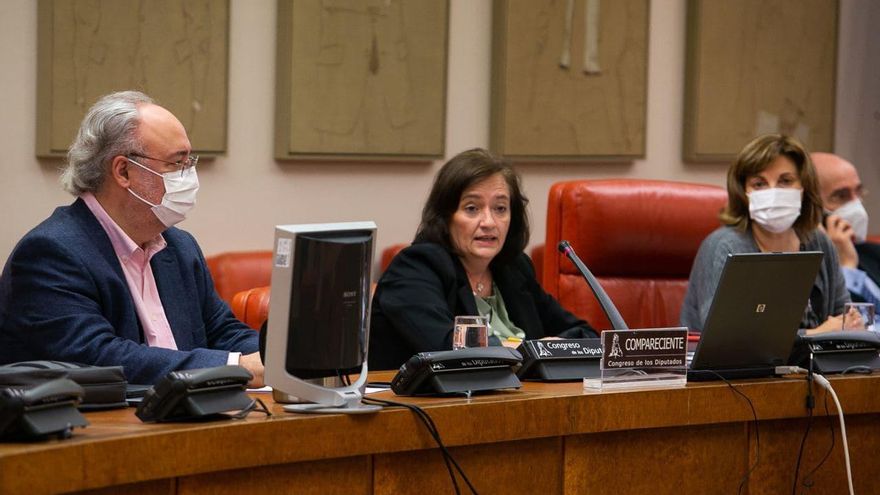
[557,240,628,330]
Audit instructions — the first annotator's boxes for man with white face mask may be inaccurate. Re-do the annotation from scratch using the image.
[0,91,263,386]
[813,152,880,306]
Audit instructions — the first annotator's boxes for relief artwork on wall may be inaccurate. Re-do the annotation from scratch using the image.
[36,0,229,157]
[275,0,448,160]
[683,0,838,162]
[491,0,649,160]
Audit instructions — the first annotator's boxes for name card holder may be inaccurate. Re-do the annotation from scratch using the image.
[516,338,602,381]
[583,328,688,391]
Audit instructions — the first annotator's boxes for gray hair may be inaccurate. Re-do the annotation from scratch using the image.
[61,91,155,195]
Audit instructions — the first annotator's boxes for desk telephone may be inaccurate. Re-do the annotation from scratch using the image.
[136,366,255,422]
[391,347,522,395]
[791,330,880,373]
[0,378,88,440]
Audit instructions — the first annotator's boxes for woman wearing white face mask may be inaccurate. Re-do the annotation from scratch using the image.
[681,134,850,335]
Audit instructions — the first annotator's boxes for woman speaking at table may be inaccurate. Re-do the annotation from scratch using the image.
[368,148,597,370]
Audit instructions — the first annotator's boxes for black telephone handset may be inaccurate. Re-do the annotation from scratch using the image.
[391,347,523,396]
[0,378,88,440]
[135,366,253,422]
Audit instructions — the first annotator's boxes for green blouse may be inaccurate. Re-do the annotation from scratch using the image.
[475,282,526,340]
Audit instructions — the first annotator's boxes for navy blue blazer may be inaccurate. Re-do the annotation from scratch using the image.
[0,198,259,384]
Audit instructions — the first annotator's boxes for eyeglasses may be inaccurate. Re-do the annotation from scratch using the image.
[827,185,867,207]
[128,153,199,178]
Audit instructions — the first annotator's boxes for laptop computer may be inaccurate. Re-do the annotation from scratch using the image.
[687,251,824,381]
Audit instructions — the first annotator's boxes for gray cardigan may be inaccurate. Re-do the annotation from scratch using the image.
[680,226,850,331]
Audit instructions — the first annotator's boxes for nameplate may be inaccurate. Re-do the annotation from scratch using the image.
[521,339,603,360]
[585,328,688,391]
[517,338,603,381]
[602,328,688,369]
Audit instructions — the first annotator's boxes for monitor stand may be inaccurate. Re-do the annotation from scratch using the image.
[283,401,381,415]
[276,362,381,415]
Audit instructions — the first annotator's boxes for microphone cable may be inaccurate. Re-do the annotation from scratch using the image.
[361,396,479,495]
[339,373,475,492]
[799,391,836,493]
[708,370,760,495]
[810,373,854,495]
[775,365,854,495]
[791,354,816,495]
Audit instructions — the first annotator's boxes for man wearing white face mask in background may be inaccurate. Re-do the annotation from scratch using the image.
[681,134,849,335]
[0,91,264,386]
[813,152,880,306]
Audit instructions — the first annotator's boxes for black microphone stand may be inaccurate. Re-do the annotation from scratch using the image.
[557,240,629,330]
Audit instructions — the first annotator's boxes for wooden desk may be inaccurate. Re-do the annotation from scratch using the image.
[1,374,879,495]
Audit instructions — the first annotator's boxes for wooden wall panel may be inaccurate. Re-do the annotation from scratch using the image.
[374,438,562,495]
[178,456,371,495]
[275,0,448,160]
[77,479,174,495]
[566,424,747,494]
[683,0,837,161]
[753,415,880,495]
[491,0,649,160]
[36,0,229,157]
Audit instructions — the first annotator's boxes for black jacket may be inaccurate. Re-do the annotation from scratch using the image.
[368,242,596,370]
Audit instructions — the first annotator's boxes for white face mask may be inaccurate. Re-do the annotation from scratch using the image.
[127,158,199,228]
[748,188,803,234]
[833,198,869,243]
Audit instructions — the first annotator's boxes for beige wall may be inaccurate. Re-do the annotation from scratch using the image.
[2,0,878,271]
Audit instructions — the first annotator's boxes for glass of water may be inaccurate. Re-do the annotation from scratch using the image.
[842,302,876,331]
[453,315,489,350]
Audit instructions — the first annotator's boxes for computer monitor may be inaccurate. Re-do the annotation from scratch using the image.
[264,221,380,414]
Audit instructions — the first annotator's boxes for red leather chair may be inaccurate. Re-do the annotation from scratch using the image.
[543,179,727,330]
[230,286,271,331]
[206,251,274,304]
[380,243,409,272]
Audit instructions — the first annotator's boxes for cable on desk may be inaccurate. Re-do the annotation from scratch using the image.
[230,398,272,419]
[337,372,352,387]
[707,370,760,495]
[362,396,478,495]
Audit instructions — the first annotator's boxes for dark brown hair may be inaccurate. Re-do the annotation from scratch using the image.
[415,148,530,265]
[720,134,822,240]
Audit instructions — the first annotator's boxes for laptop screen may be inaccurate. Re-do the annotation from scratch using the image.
[689,251,823,376]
